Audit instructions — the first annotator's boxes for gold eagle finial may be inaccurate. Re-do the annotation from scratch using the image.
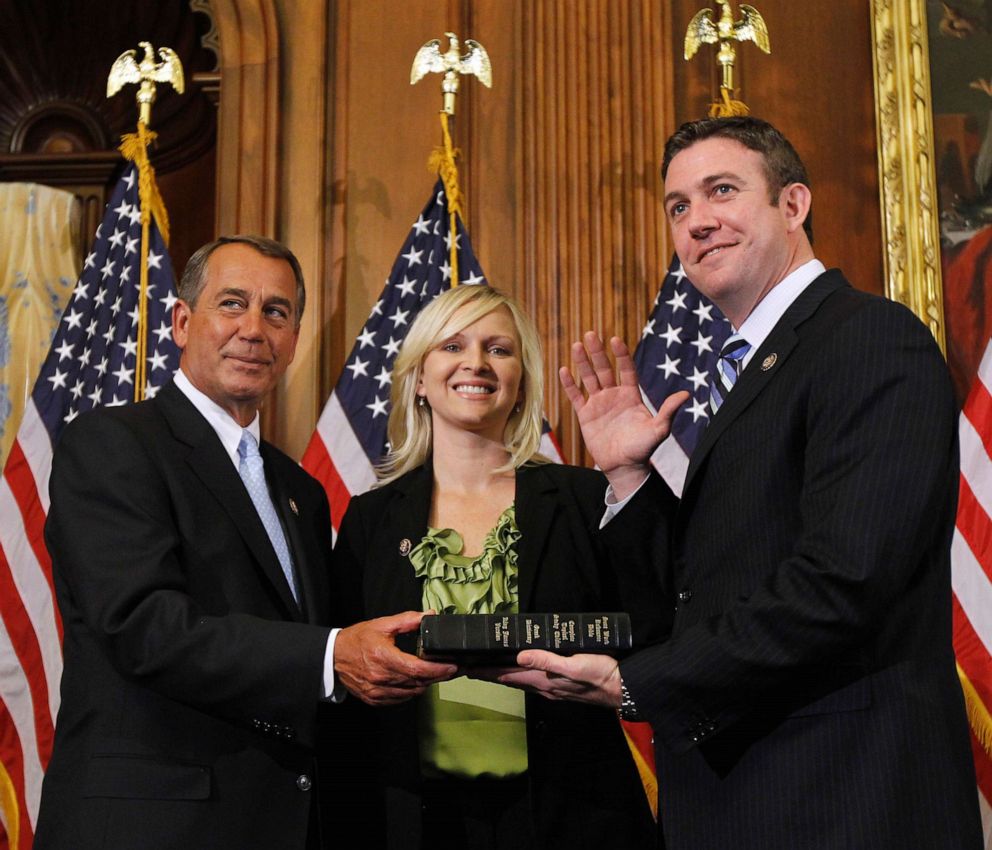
[411,32,492,115]
[684,1,770,116]
[107,41,185,127]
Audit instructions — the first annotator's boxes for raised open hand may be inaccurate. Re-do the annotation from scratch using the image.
[560,333,688,499]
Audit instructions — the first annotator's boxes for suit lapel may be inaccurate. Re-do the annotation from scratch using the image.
[515,465,558,611]
[380,466,433,614]
[683,270,848,495]
[156,382,302,620]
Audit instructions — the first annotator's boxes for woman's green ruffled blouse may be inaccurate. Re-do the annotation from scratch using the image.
[410,505,528,779]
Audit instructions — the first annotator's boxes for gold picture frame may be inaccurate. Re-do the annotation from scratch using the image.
[870,0,945,354]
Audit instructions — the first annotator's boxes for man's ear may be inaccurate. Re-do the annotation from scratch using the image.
[172,300,191,349]
[780,182,812,235]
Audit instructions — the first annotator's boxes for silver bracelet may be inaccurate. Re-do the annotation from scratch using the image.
[619,676,642,721]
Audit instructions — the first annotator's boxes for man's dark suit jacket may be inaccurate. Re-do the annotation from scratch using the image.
[332,462,664,850]
[35,380,336,850]
[610,270,983,848]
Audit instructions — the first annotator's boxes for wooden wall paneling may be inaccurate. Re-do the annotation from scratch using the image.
[498,0,673,464]
[270,0,330,458]
[156,147,217,276]
[669,0,883,296]
[212,0,280,237]
[320,0,351,419]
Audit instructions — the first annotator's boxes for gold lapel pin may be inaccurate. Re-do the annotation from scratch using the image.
[761,353,778,371]
[399,538,412,556]
[288,498,299,516]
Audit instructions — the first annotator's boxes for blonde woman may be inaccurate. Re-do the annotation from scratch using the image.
[332,285,665,850]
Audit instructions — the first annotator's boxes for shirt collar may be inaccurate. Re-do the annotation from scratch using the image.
[173,369,261,468]
[736,258,825,369]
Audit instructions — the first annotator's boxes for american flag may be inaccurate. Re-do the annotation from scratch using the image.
[634,255,731,494]
[0,162,179,850]
[302,178,562,531]
[952,338,992,844]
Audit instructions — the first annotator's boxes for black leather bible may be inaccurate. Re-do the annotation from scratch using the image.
[417,612,632,664]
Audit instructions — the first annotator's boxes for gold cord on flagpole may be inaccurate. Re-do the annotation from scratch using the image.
[684,1,770,117]
[119,124,172,401]
[427,112,464,285]
[107,42,183,402]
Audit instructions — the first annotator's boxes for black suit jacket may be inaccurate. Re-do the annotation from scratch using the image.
[332,462,663,850]
[611,270,983,848]
[35,380,337,850]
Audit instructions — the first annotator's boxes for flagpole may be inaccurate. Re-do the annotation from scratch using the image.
[411,32,492,286]
[107,42,184,401]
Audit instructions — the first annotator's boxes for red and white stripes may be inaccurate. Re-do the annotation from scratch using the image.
[0,400,62,849]
[954,340,992,843]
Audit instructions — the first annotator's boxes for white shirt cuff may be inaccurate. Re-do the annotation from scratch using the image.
[599,474,651,528]
[322,628,346,702]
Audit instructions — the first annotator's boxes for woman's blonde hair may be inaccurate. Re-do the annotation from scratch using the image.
[376,285,549,484]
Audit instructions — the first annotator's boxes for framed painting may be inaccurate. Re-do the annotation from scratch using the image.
[872,0,992,402]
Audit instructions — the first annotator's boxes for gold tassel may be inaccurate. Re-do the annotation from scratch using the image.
[427,111,463,286]
[958,662,992,756]
[709,87,751,118]
[0,758,19,850]
[118,122,170,402]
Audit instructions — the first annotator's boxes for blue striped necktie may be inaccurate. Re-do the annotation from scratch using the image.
[709,333,751,414]
[238,430,299,603]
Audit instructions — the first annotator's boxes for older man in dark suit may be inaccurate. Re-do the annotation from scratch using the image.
[34,235,454,850]
[498,117,984,848]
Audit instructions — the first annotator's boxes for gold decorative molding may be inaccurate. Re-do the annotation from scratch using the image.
[870,0,945,353]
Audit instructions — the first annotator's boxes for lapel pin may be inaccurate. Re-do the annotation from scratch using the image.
[761,353,778,371]
[288,498,299,516]
[399,538,412,556]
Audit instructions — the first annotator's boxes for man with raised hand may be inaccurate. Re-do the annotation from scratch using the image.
[498,118,983,849]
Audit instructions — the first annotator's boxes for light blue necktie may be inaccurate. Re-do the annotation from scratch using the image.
[709,333,751,414]
[237,430,299,604]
